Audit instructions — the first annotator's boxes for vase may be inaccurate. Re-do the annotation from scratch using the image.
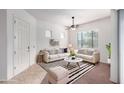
[107,58,111,64]
[71,56,76,60]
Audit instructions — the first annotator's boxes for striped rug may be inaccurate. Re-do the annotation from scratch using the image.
[40,60,95,84]
[66,63,95,84]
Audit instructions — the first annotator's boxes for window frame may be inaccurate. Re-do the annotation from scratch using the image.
[77,30,98,48]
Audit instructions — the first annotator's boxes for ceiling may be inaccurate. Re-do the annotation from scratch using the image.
[26,9,111,26]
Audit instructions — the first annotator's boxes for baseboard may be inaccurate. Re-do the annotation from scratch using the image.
[100,61,110,65]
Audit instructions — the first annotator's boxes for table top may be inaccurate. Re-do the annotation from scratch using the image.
[64,57,83,63]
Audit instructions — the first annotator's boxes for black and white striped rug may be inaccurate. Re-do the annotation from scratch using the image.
[40,60,95,84]
[65,63,95,84]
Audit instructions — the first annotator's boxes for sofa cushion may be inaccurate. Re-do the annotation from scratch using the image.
[57,53,69,58]
[58,48,64,53]
[87,50,94,55]
[49,55,59,59]
[64,53,70,56]
[78,48,97,55]
[48,49,58,55]
[78,49,88,55]
[77,54,93,60]
[82,55,93,60]
[76,54,84,58]
[58,54,66,57]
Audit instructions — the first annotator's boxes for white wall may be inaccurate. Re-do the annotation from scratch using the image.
[6,9,37,79]
[0,10,7,80]
[119,10,124,84]
[36,20,68,52]
[68,17,112,63]
[110,10,119,83]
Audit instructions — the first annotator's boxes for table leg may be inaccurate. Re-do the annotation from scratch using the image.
[67,62,70,67]
[77,62,80,67]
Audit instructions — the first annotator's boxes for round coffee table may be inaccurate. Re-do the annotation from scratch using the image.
[64,57,83,68]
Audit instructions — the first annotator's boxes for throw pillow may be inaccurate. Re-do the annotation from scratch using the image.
[87,50,94,55]
[58,48,64,53]
[54,49,58,54]
[64,48,68,53]
[49,50,55,55]
[78,49,87,55]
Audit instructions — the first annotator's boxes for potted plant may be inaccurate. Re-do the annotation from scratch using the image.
[106,43,111,64]
[69,49,76,60]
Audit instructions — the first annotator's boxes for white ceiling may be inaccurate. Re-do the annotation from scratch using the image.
[26,9,111,26]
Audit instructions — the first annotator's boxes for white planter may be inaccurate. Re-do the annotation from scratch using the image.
[107,58,111,64]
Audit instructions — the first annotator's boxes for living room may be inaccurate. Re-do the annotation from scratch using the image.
[0,9,119,84]
[33,9,113,84]
[27,9,117,84]
[1,0,124,93]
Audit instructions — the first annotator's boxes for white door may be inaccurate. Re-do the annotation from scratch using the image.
[13,17,30,75]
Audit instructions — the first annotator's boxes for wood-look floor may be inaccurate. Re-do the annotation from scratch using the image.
[42,63,114,84]
[73,63,113,84]
[0,63,114,84]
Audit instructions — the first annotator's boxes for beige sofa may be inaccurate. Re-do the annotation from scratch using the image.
[42,48,100,64]
[76,48,100,64]
[43,49,69,63]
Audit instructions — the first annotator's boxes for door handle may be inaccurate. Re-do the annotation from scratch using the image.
[27,46,30,52]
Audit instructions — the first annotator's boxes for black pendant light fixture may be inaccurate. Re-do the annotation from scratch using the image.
[71,16,76,30]
[65,16,79,31]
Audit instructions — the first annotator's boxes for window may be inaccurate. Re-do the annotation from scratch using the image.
[77,31,98,48]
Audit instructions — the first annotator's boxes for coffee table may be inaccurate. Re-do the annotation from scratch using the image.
[64,57,83,68]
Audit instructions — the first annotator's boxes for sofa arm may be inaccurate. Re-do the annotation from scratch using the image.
[92,52,100,63]
[43,51,50,63]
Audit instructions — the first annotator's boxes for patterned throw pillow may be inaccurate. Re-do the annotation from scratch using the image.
[78,49,87,55]
[58,48,64,53]
[78,50,84,54]
[54,49,58,54]
[49,50,55,55]
[78,49,94,55]
[87,50,94,55]
[50,49,60,55]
